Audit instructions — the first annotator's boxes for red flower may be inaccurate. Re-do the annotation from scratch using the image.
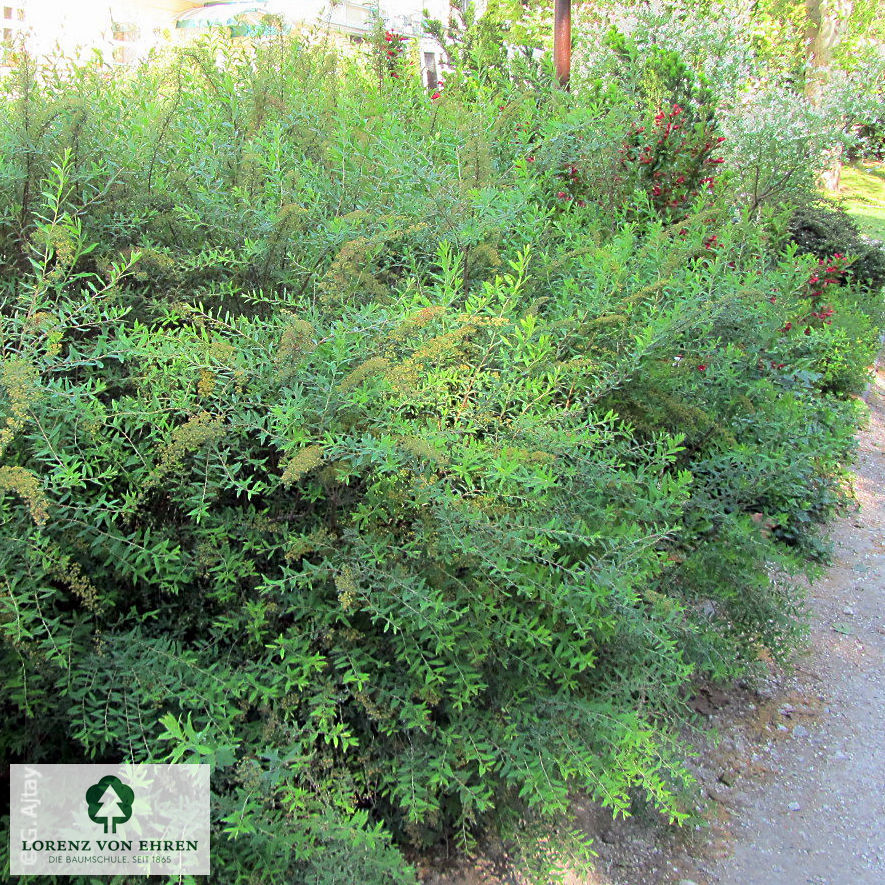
[697,364,707,371]
[782,322,793,332]
[430,91,441,100]
[556,191,569,199]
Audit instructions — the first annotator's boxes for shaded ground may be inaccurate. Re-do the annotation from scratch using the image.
[421,352,884,885]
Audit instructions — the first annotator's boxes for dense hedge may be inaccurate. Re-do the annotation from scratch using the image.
[0,31,881,884]
[790,199,885,291]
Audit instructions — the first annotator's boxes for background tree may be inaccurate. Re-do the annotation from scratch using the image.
[805,0,856,187]
[423,0,553,76]
[805,0,855,103]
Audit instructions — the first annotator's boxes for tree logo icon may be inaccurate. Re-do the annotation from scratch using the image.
[85,775,135,834]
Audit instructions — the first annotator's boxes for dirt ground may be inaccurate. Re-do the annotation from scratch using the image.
[422,352,884,885]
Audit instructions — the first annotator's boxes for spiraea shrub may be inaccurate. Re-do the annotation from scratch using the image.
[0,28,881,885]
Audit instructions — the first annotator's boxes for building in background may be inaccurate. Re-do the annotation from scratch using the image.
[1,1,450,85]
[1,1,203,64]
[2,3,27,47]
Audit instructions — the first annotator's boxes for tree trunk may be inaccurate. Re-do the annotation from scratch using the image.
[553,0,571,87]
[804,0,854,191]
[805,0,846,103]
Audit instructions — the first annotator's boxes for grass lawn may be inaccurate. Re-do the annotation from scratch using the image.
[832,161,885,240]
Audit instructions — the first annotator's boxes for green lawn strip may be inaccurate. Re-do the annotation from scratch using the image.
[830,162,885,240]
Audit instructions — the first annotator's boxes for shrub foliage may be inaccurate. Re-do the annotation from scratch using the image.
[0,28,881,884]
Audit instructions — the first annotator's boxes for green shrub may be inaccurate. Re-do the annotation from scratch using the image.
[789,200,885,291]
[0,30,880,885]
[603,28,717,125]
[852,117,885,160]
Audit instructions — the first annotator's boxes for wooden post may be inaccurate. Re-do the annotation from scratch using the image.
[553,0,571,88]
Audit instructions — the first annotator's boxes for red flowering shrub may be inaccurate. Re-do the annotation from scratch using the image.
[780,254,848,336]
[619,103,726,222]
[805,253,847,300]
[551,164,589,207]
[549,104,725,222]
[788,202,885,293]
[371,27,410,83]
